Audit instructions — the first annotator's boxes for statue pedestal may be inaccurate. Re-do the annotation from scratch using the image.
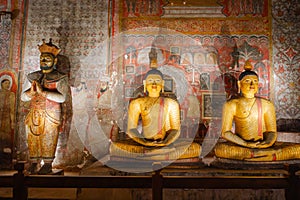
[50,169,64,175]
[106,156,203,173]
[211,157,300,170]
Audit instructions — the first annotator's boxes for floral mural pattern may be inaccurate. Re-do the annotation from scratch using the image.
[272,0,300,120]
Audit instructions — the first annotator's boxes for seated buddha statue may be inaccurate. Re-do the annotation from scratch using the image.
[214,61,300,161]
[110,68,201,161]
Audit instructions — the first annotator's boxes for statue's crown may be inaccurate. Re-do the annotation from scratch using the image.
[38,38,61,56]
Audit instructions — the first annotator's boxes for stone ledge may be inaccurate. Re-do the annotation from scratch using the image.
[162,6,225,18]
[277,132,300,143]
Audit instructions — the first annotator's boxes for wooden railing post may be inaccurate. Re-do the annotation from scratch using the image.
[152,162,163,200]
[285,164,300,200]
[13,162,27,200]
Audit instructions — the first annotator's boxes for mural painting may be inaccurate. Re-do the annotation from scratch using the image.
[0,70,17,169]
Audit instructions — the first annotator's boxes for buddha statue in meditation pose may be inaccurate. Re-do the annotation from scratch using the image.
[214,62,300,161]
[110,68,201,161]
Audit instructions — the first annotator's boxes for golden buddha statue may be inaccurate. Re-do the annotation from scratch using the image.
[214,61,300,161]
[110,68,201,161]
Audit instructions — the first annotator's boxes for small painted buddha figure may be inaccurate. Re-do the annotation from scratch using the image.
[214,61,300,161]
[110,69,201,161]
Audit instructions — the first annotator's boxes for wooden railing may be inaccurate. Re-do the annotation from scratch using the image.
[0,162,299,200]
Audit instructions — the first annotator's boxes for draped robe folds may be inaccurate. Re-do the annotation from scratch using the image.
[21,70,68,160]
[215,97,300,161]
[234,98,265,141]
[0,90,15,150]
[110,96,201,160]
[127,97,180,140]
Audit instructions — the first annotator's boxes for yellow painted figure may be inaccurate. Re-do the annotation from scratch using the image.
[21,39,69,174]
[214,61,300,161]
[110,69,201,161]
[0,76,15,154]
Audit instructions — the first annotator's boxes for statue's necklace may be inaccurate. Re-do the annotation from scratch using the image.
[240,98,256,118]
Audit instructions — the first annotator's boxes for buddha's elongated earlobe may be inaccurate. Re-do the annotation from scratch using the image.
[162,80,164,93]
[143,80,146,93]
[237,80,241,94]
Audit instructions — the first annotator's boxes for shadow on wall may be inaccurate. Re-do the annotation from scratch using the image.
[277,119,300,132]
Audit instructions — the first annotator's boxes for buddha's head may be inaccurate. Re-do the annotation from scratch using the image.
[0,75,12,91]
[38,39,60,74]
[238,61,259,98]
[1,79,10,91]
[143,69,164,97]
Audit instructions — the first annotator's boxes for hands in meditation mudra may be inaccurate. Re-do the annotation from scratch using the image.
[110,69,201,161]
[214,62,300,161]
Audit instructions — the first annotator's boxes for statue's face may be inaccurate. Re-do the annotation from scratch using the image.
[40,53,56,72]
[145,74,163,97]
[240,75,259,97]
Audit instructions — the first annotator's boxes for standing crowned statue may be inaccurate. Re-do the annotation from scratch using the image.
[21,39,69,174]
